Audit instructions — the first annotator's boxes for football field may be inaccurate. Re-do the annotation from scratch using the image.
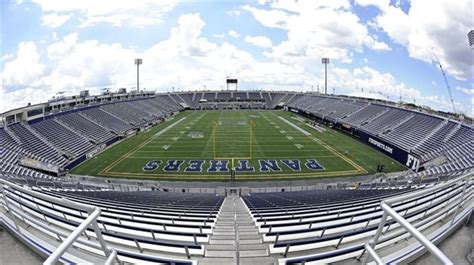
[72,110,405,180]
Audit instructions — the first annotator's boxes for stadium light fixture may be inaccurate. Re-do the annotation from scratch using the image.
[322,58,330,94]
[468,30,474,47]
[135,58,143,92]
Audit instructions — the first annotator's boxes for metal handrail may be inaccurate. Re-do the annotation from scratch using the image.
[362,171,472,264]
[0,179,114,265]
[104,249,118,265]
[43,207,106,265]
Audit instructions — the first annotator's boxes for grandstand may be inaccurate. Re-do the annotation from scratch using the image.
[0,90,473,264]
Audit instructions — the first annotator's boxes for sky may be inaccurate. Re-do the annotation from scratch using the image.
[1,0,473,116]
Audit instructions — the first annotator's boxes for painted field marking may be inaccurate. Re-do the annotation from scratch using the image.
[101,116,188,175]
[273,112,366,174]
[277,116,311,136]
[102,167,365,179]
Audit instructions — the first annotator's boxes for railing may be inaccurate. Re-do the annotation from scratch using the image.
[104,249,118,265]
[362,171,472,264]
[0,179,115,265]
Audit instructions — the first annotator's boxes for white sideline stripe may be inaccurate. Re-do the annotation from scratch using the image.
[278,116,311,136]
[306,123,326,133]
[154,117,187,137]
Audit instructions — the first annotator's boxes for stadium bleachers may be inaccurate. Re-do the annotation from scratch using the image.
[57,113,115,144]
[244,178,472,263]
[341,104,387,126]
[101,103,147,126]
[32,119,95,157]
[0,169,471,264]
[7,123,68,166]
[287,94,473,173]
[0,91,472,263]
[0,175,225,263]
[81,107,135,134]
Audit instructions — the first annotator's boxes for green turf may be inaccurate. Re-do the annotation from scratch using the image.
[71,110,406,180]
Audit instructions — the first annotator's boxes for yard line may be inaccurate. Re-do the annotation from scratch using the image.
[100,113,189,174]
[201,111,220,157]
[135,149,331,153]
[127,155,340,159]
[277,116,311,136]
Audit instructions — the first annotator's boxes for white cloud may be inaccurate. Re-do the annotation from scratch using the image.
[30,0,177,27]
[0,54,14,62]
[0,14,313,112]
[1,8,470,116]
[41,13,71,28]
[226,10,241,16]
[228,30,239,38]
[245,35,273,48]
[456,86,474,96]
[358,0,473,80]
[47,32,79,60]
[330,66,421,100]
[328,65,470,115]
[0,40,137,113]
[2,42,45,90]
[243,0,391,65]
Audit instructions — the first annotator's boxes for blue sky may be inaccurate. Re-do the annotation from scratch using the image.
[1,0,472,116]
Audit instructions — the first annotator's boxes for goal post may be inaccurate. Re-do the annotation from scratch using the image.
[249,120,256,159]
[212,119,256,160]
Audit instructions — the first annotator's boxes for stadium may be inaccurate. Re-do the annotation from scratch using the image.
[1,1,473,265]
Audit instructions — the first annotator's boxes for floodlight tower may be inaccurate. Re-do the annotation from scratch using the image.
[322,58,330,94]
[135,58,143,92]
[468,30,474,47]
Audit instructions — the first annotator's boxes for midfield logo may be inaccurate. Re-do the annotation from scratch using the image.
[143,159,325,173]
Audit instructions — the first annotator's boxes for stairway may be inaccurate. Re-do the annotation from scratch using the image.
[200,195,274,265]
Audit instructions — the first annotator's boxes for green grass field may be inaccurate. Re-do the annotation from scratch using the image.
[71,110,405,180]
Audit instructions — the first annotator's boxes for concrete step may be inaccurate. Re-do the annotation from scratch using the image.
[213,230,235,234]
[238,230,258,236]
[237,220,252,223]
[214,225,234,230]
[237,226,256,231]
[198,257,236,265]
[205,250,235,258]
[218,221,235,226]
[212,231,235,236]
[239,238,262,244]
[238,234,261,240]
[217,218,235,221]
[240,257,277,265]
[239,244,267,251]
[240,249,268,257]
[205,244,236,251]
[210,234,235,240]
[237,218,253,222]
[205,196,272,263]
[210,239,234,245]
